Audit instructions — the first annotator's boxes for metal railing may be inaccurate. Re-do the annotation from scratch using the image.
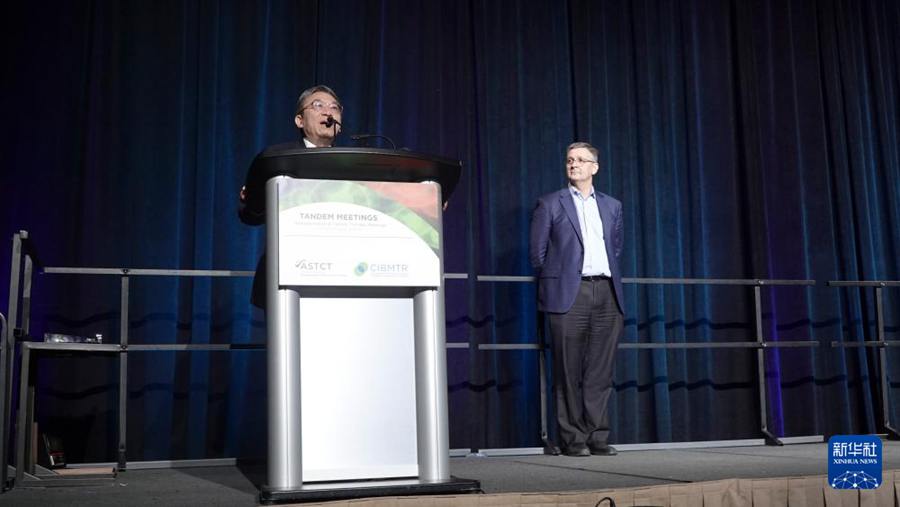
[827,280,899,439]
[34,267,264,475]
[2,231,38,490]
[13,265,467,479]
[472,275,818,449]
[3,229,896,485]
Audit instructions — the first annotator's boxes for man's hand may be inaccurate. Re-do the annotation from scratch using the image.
[529,198,551,270]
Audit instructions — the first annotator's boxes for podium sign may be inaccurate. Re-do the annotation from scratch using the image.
[277,179,441,287]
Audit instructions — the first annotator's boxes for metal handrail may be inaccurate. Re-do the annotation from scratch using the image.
[1,221,888,473]
[475,276,821,447]
[21,267,845,464]
[825,280,899,438]
[38,270,820,351]
[477,276,818,348]
[828,280,900,287]
[44,267,254,277]
[478,275,817,286]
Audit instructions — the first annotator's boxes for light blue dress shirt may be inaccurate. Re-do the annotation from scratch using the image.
[569,185,611,277]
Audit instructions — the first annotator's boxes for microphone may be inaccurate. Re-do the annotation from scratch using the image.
[323,116,342,139]
[350,133,397,150]
[323,116,342,129]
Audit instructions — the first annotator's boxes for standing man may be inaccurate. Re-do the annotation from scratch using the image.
[529,142,624,457]
[239,85,344,308]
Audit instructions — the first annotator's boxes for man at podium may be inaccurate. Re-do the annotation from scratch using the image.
[238,84,344,308]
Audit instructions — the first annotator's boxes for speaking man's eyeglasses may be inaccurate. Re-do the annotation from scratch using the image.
[302,99,343,114]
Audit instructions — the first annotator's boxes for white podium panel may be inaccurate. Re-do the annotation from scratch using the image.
[299,297,418,482]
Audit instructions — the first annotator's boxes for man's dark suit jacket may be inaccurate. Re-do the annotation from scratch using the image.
[239,141,306,309]
[529,187,624,315]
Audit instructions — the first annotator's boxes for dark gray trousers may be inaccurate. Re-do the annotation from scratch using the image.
[548,278,623,450]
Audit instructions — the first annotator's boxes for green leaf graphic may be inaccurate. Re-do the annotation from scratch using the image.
[280,180,440,252]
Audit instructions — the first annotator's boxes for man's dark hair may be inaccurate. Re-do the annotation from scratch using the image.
[295,85,341,116]
[567,141,600,165]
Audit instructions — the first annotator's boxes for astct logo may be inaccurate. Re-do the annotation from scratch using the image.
[294,259,333,272]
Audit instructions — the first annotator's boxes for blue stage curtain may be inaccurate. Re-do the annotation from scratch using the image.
[0,0,897,462]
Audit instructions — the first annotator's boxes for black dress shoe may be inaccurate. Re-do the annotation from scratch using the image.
[563,446,591,457]
[590,445,618,456]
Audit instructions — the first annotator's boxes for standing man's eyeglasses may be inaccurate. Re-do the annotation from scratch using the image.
[566,157,597,165]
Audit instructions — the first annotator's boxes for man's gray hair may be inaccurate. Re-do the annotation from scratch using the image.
[567,141,600,164]
[295,85,341,115]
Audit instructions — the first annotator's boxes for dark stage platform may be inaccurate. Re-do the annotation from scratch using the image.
[3,441,898,506]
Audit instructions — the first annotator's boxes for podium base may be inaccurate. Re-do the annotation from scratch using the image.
[259,476,482,504]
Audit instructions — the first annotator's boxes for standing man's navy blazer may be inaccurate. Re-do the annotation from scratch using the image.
[529,188,624,315]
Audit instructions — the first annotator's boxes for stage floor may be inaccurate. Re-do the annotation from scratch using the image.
[3,441,898,506]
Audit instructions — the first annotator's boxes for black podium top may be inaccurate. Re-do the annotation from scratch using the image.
[241,147,461,220]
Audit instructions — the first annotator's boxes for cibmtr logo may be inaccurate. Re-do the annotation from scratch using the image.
[354,262,368,276]
[370,263,409,273]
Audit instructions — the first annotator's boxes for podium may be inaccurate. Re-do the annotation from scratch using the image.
[243,148,479,503]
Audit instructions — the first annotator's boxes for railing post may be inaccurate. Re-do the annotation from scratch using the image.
[874,286,899,439]
[1,231,25,490]
[0,312,6,490]
[754,283,781,445]
[118,273,130,470]
[828,281,899,440]
[15,344,32,484]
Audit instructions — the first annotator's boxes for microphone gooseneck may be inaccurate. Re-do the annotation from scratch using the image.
[350,133,397,150]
